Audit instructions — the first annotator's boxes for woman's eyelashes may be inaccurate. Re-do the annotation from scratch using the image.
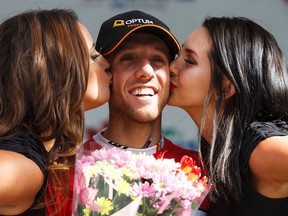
[90,48,101,62]
[184,57,196,65]
[90,54,100,62]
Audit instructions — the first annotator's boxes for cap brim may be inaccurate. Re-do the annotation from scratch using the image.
[102,24,180,59]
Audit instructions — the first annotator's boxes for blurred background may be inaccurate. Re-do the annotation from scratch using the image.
[2,0,288,150]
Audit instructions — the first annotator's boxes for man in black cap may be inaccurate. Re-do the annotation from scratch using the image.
[84,10,210,214]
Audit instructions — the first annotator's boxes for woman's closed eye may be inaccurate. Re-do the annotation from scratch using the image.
[91,54,100,62]
[184,57,196,65]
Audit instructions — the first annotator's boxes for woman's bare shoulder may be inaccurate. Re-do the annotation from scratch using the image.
[0,150,44,215]
[249,135,288,198]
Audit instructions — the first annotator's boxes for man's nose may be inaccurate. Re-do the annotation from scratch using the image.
[135,59,154,80]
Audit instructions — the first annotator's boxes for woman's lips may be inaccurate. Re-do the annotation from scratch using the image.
[170,82,177,89]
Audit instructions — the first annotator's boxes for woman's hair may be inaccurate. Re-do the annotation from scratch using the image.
[0,9,89,211]
[200,16,288,202]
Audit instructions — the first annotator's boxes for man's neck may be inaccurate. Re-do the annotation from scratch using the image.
[103,119,162,149]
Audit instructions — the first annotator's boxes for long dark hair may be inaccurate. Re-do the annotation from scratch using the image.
[0,9,89,211]
[201,16,288,202]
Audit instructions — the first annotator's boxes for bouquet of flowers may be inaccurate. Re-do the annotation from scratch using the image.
[73,147,211,216]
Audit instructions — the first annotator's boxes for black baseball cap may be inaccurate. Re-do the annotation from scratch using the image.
[96,10,180,58]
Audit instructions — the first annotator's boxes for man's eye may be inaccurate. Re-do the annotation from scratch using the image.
[120,55,134,62]
[152,57,165,63]
[151,55,169,65]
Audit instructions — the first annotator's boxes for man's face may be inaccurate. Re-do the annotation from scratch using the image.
[107,33,171,122]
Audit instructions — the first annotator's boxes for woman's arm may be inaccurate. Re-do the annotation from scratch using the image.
[249,136,288,198]
[0,150,44,215]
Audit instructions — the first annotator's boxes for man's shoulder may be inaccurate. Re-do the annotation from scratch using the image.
[83,137,102,151]
[163,137,198,153]
[161,137,200,162]
[83,137,96,145]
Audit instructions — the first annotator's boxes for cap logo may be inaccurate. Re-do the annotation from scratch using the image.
[113,18,154,28]
[113,20,125,27]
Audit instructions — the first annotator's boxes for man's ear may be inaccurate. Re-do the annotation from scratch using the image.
[222,80,236,99]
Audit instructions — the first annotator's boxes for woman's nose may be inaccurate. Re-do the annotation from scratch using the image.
[101,56,110,71]
[169,59,179,78]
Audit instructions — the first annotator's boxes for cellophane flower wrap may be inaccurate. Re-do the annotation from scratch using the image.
[72,147,211,216]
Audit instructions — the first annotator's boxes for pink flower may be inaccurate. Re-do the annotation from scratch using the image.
[131,181,156,198]
[75,155,95,173]
[75,163,92,194]
[73,148,211,216]
[79,187,98,208]
[92,147,134,168]
[151,171,178,197]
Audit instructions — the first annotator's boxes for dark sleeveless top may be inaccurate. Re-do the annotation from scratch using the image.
[0,132,48,215]
[208,120,288,216]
